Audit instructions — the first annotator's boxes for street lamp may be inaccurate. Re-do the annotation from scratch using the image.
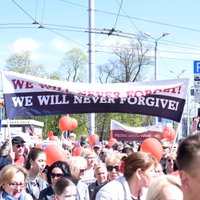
[144,32,170,81]
[170,69,186,78]
[145,32,170,125]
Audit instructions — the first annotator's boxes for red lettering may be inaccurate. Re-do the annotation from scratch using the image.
[11,79,33,89]
[134,90,144,96]
[105,92,112,97]
[87,91,95,96]
[113,92,120,98]
[153,89,162,94]
[126,91,134,97]
[145,90,152,95]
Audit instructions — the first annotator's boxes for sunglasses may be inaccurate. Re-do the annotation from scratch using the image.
[16,144,25,148]
[106,165,119,172]
[168,159,175,163]
[79,169,86,173]
[50,173,64,178]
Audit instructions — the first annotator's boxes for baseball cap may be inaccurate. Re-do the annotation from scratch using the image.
[69,133,76,138]
[94,141,102,148]
[12,136,26,144]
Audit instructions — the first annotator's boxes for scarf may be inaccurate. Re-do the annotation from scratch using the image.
[2,191,24,200]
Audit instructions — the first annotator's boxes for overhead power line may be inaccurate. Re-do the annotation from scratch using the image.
[6,0,200,62]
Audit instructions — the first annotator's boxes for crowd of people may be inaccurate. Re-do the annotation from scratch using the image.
[0,125,199,200]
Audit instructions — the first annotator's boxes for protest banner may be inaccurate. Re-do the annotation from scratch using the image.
[1,71,189,122]
[110,119,164,141]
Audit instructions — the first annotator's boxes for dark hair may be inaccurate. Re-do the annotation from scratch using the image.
[122,146,133,154]
[124,152,156,181]
[176,134,200,173]
[25,148,45,170]
[54,177,76,196]
[112,143,119,151]
[47,161,72,184]
[80,140,86,147]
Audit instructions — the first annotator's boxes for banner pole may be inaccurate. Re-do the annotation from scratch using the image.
[170,122,180,153]
[7,119,14,164]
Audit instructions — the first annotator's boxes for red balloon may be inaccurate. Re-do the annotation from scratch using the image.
[59,115,71,131]
[74,141,78,148]
[163,126,176,141]
[140,138,163,162]
[108,138,117,148]
[47,131,54,138]
[73,147,84,156]
[45,144,66,166]
[89,134,99,147]
[68,118,78,131]
[49,135,59,141]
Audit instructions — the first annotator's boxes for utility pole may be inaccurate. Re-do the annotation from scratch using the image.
[88,0,95,136]
[144,32,170,124]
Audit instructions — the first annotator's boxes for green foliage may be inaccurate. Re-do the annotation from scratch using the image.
[3,42,153,141]
[56,48,88,82]
[95,113,153,140]
[5,51,47,77]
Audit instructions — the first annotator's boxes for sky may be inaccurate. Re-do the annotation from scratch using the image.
[1,0,200,88]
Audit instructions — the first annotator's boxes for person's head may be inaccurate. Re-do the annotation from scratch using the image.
[165,153,177,174]
[84,150,98,169]
[12,136,25,158]
[70,156,87,180]
[105,152,122,181]
[0,164,28,199]
[112,142,124,152]
[146,175,183,200]
[176,134,200,200]
[93,141,102,155]
[121,146,134,156]
[124,152,157,188]
[94,163,108,185]
[25,147,46,174]
[161,139,171,157]
[47,161,72,186]
[154,163,164,177]
[54,177,77,200]
[68,133,76,141]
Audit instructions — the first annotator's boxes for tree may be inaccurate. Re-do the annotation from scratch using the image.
[5,51,47,77]
[96,36,153,138]
[56,48,87,82]
[98,36,152,83]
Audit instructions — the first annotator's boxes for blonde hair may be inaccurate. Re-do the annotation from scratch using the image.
[146,175,182,200]
[70,156,87,179]
[94,162,107,178]
[83,149,97,159]
[0,164,28,187]
[105,151,122,166]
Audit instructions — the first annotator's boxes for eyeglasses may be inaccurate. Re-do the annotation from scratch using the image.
[79,169,86,173]
[50,173,64,178]
[8,182,25,188]
[106,165,119,172]
[16,144,25,148]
